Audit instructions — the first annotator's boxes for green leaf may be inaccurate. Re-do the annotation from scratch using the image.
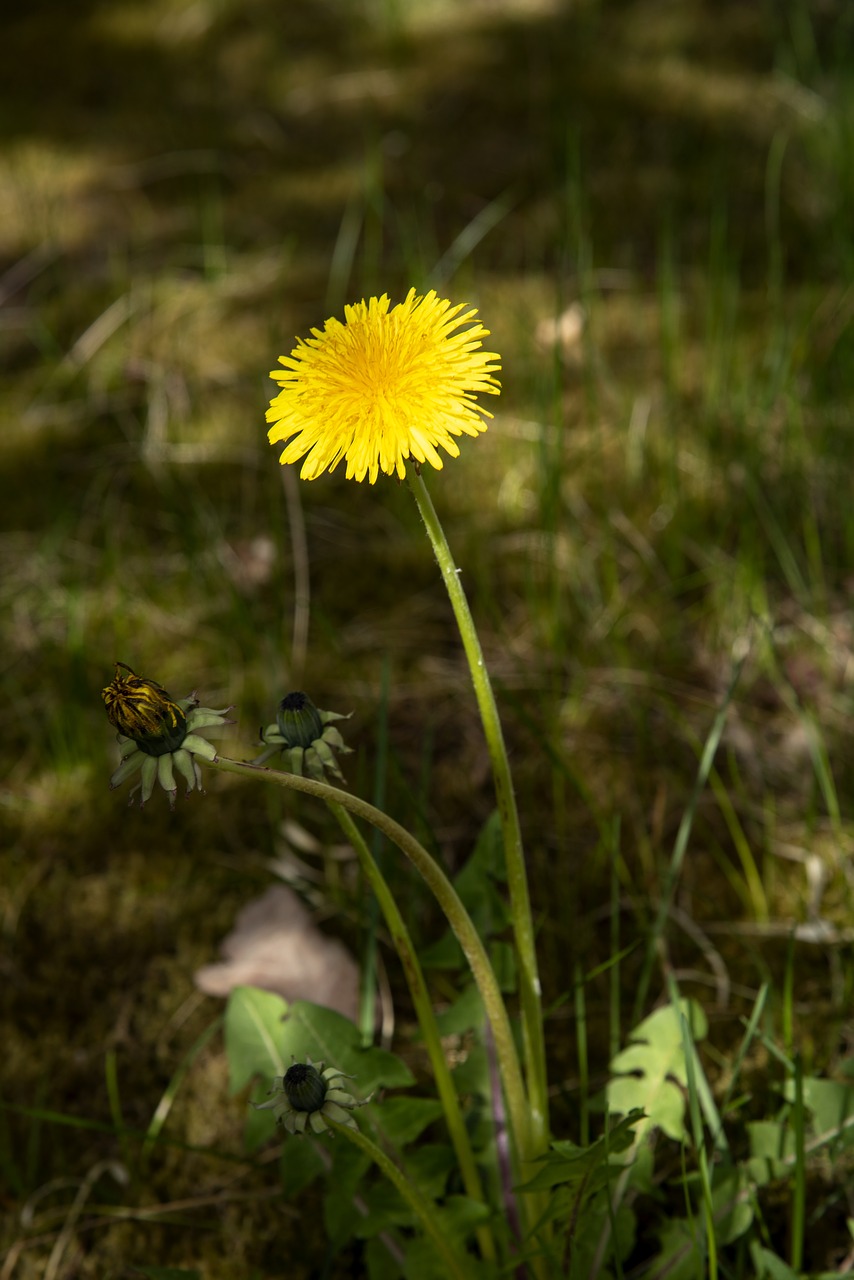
[225,989,413,1098]
[370,1096,445,1147]
[242,1093,276,1153]
[224,987,288,1094]
[488,940,517,993]
[279,1136,325,1198]
[711,1166,754,1245]
[433,1194,491,1238]
[279,1001,415,1095]
[406,1143,457,1200]
[404,1200,496,1280]
[421,813,511,973]
[649,1167,754,1280]
[400,1234,495,1280]
[418,931,463,970]
[225,990,413,1151]
[784,1076,854,1148]
[747,1119,794,1186]
[607,1000,707,1144]
[450,1045,489,1097]
[454,811,509,922]
[517,1109,644,1193]
[401,1236,458,1280]
[365,1236,406,1280]
[352,1149,468,1241]
[324,1140,373,1247]
[355,1180,417,1237]
[566,1193,636,1280]
[653,1216,706,1280]
[435,985,484,1037]
[631,1140,656,1194]
[749,1243,800,1280]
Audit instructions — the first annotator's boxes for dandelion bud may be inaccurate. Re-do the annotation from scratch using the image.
[256,693,353,782]
[275,692,324,749]
[253,1057,370,1136]
[102,663,232,808]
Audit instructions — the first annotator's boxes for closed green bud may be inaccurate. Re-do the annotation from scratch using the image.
[253,1057,370,1136]
[275,692,324,749]
[256,692,353,781]
[283,1061,328,1112]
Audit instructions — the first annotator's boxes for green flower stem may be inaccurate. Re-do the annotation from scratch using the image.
[324,1117,471,1280]
[207,758,531,1165]
[327,800,495,1264]
[408,471,549,1152]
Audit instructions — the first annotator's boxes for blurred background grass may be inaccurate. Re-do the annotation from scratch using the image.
[2,0,854,1275]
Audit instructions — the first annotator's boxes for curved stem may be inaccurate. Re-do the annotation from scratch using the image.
[205,755,531,1167]
[408,471,549,1152]
[328,801,495,1263]
[326,1118,471,1280]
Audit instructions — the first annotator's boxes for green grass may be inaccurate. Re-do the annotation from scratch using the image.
[2,0,854,1275]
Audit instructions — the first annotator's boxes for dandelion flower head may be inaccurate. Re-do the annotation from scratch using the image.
[266,289,501,484]
[102,663,232,808]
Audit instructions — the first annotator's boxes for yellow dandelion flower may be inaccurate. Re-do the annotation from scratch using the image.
[266,288,501,484]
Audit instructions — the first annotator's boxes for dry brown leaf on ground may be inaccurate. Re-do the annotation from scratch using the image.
[534,302,585,359]
[194,884,360,1020]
